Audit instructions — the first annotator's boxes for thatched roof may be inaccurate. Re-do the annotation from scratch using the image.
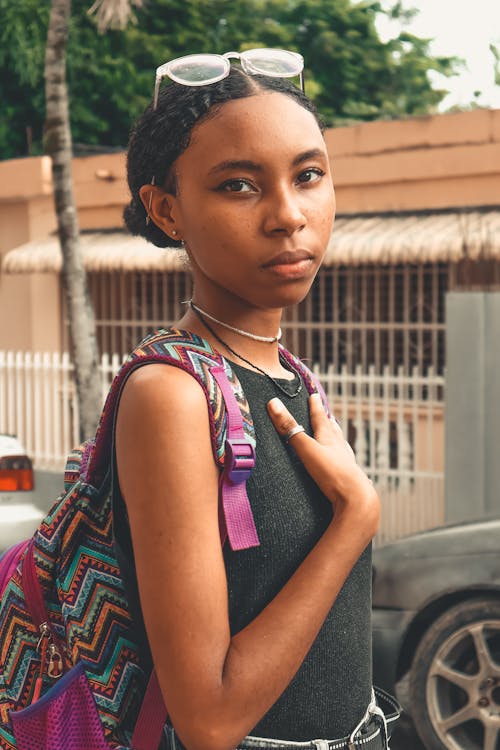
[2,232,188,273]
[3,210,500,273]
[327,210,500,265]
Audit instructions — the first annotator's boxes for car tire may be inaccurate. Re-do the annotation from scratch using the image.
[409,597,500,750]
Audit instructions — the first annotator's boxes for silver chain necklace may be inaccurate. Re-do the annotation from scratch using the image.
[188,301,282,343]
[190,303,302,399]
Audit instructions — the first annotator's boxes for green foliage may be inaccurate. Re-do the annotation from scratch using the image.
[0,0,462,159]
[491,43,500,87]
[0,0,49,156]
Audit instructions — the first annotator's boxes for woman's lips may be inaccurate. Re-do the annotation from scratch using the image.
[262,250,315,278]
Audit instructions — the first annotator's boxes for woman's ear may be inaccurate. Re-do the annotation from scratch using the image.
[139,184,181,241]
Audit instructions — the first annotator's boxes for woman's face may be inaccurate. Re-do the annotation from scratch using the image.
[159,91,335,311]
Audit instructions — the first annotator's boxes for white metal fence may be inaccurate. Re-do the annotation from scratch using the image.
[0,351,445,542]
[0,351,122,471]
[317,363,445,544]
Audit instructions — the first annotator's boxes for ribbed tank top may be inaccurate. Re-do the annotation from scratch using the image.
[113,358,372,742]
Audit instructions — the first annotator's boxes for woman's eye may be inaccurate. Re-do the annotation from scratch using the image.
[219,179,254,193]
[297,168,325,184]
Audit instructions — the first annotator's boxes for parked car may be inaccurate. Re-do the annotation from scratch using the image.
[372,518,500,750]
[0,434,44,554]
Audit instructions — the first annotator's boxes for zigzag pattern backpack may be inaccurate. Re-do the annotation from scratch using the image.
[0,328,327,750]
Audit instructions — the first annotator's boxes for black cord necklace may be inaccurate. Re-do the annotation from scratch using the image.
[190,304,303,399]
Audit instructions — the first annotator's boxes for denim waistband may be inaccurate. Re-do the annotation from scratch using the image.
[161,686,401,750]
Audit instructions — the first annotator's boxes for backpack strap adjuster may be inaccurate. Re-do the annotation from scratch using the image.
[224,438,255,483]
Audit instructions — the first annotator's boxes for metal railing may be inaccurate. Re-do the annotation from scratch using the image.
[316,363,445,544]
[0,351,122,470]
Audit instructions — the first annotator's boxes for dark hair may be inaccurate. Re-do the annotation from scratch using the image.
[124,67,323,248]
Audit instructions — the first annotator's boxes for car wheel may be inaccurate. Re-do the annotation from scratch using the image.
[409,598,500,750]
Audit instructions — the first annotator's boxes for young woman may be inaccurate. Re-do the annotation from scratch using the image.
[118,51,391,750]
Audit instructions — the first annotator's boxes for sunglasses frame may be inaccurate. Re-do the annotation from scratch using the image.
[153,48,305,109]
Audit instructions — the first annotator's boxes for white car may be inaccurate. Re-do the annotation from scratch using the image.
[0,435,44,554]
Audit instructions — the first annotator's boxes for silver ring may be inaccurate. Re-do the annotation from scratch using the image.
[284,424,305,443]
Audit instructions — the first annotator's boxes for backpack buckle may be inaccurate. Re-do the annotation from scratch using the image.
[224,438,255,483]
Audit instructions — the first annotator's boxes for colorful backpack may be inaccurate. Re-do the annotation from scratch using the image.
[0,328,327,750]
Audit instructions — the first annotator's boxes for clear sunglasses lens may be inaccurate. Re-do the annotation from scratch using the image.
[241,48,303,78]
[167,54,229,85]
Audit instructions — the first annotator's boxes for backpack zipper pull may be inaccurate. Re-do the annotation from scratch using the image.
[36,621,51,651]
[33,623,51,703]
[36,621,64,680]
[47,642,63,678]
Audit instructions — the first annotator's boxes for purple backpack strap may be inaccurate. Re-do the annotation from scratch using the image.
[0,539,30,597]
[130,670,166,750]
[211,366,260,551]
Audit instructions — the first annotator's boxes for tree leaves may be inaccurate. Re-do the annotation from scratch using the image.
[0,0,462,159]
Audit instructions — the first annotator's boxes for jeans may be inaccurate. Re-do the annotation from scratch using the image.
[160,687,400,750]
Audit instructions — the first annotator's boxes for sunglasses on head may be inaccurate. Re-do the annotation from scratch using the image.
[153,48,305,108]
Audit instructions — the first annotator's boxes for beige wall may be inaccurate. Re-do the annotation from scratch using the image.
[326,108,500,213]
[1,108,499,351]
[0,155,126,351]
[0,274,61,351]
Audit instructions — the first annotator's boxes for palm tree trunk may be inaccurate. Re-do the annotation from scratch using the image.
[44,0,101,440]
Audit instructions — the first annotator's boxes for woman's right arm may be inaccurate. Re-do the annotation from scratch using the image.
[116,365,379,750]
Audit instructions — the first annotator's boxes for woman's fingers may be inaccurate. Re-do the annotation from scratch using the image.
[267,397,307,444]
[267,394,337,447]
[266,394,367,504]
[267,397,331,482]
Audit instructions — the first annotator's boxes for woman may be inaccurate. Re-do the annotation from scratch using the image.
[118,51,388,750]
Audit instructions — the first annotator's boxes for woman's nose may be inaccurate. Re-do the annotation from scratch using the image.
[262,187,306,236]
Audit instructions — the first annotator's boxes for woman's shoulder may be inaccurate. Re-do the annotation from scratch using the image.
[118,362,209,426]
[115,360,219,507]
